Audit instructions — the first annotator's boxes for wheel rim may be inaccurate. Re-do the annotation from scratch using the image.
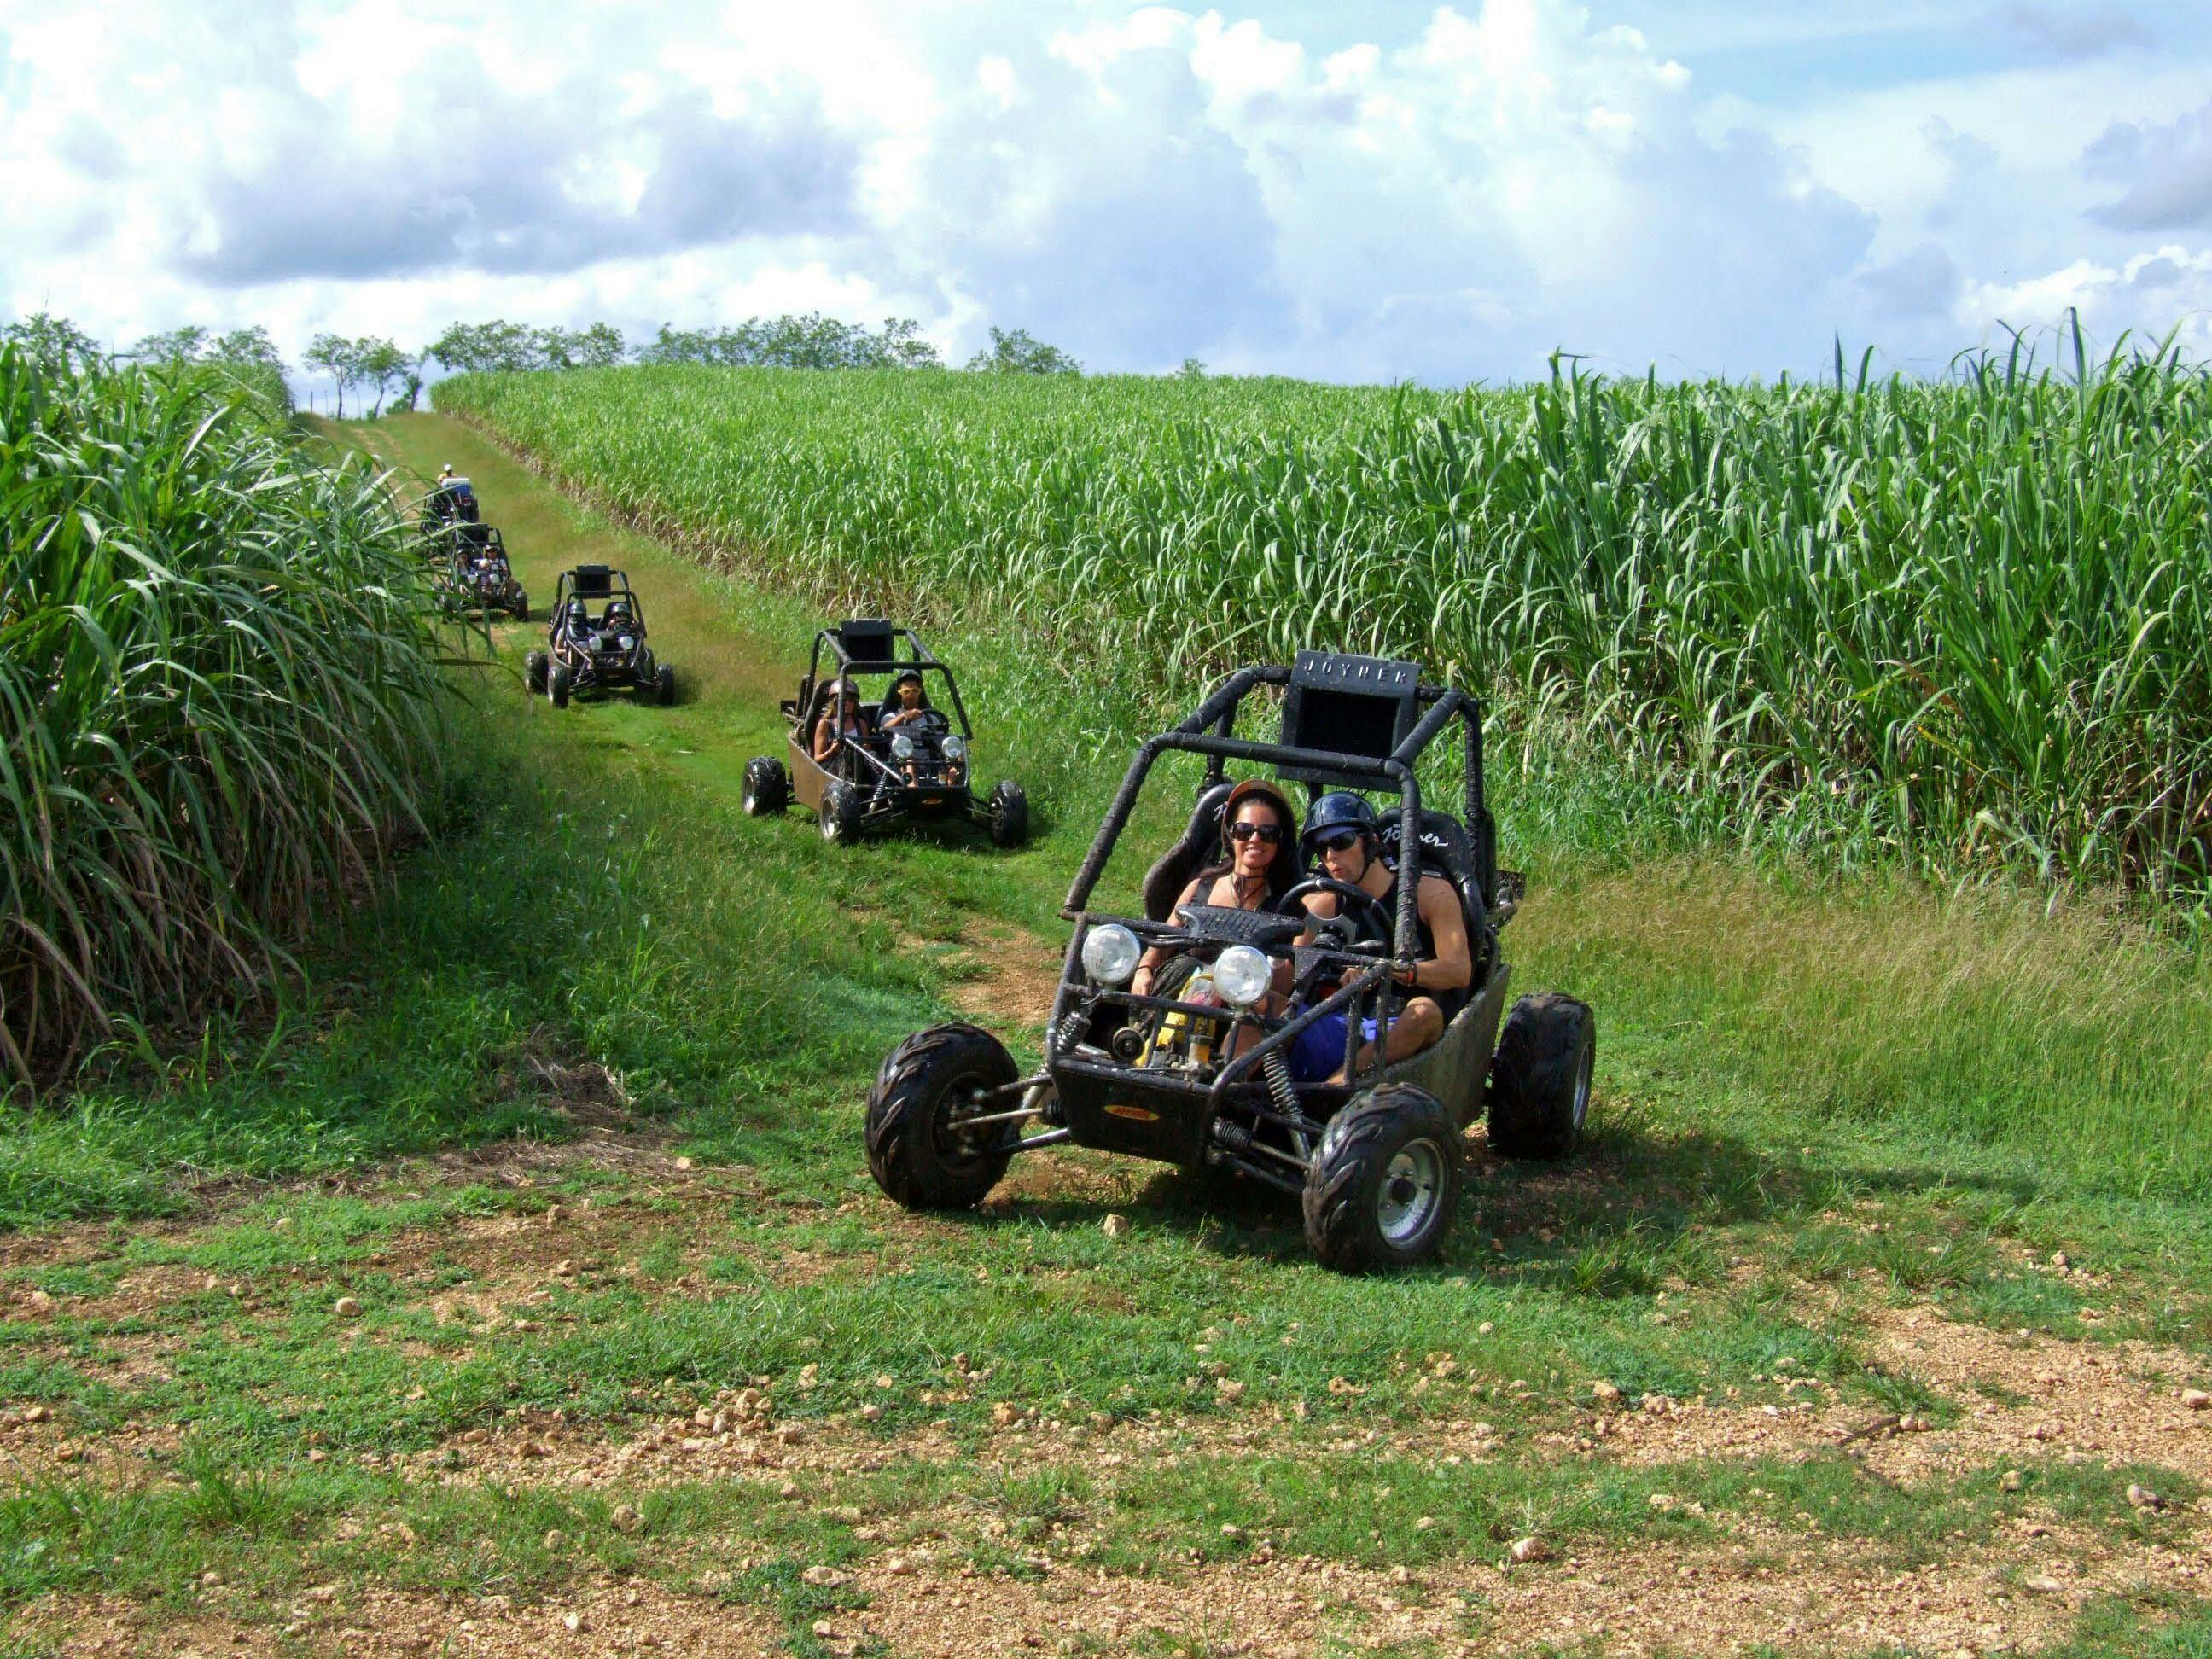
[1376,1138,1446,1247]
[1570,1040,1593,1133]
[933,1077,1001,1170]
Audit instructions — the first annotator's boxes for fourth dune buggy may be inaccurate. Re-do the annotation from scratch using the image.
[863,650,1595,1272]
[742,620,1027,847]
[524,565,676,708]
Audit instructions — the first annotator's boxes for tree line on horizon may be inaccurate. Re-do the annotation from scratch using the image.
[2,310,1089,421]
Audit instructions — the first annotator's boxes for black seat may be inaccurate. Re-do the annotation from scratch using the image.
[1377,808,1488,940]
[1140,780,1235,923]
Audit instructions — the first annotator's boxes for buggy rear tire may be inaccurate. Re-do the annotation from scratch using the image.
[524,650,548,695]
[866,1022,1019,1210]
[742,757,788,816]
[987,780,1028,847]
[1485,993,1594,1161]
[819,780,862,845]
[1302,1082,1461,1272]
[654,663,676,706]
[548,665,573,709]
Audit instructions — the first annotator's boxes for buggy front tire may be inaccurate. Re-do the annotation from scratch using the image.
[548,665,573,709]
[865,1022,1018,1210]
[1485,993,1594,1161]
[514,595,529,622]
[524,649,549,695]
[742,756,788,816]
[819,779,863,845]
[987,780,1029,848]
[653,663,676,706]
[1302,1082,1461,1272]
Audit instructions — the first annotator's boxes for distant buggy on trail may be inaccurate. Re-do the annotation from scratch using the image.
[741,620,1027,847]
[524,565,675,708]
[862,650,1595,1272]
[417,473,480,550]
[439,522,527,620]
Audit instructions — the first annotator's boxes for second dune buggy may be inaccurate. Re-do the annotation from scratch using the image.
[524,565,674,708]
[741,620,1027,847]
[862,650,1595,1272]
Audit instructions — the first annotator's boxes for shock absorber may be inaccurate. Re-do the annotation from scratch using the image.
[1262,1045,1300,1121]
[1051,1000,1092,1058]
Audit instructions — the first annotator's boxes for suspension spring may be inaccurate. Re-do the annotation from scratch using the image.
[1051,1003,1091,1057]
[1263,1046,1300,1120]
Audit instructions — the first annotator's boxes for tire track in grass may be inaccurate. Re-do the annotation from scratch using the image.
[326,411,1057,1054]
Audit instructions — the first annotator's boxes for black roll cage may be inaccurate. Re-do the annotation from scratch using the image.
[800,626,975,746]
[1061,662,1494,962]
[553,566,644,628]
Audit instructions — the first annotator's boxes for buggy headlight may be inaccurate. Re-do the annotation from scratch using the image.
[942,734,966,761]
[1212,946,1272,1010]
[890,732,915,760]
[1081,923,1141,986]
[618,635,635,651]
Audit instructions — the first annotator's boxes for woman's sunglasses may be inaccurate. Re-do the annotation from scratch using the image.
[1228,822,1284,844]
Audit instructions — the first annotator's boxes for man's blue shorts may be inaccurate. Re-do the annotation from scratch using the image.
[1287,1010,1382,1080]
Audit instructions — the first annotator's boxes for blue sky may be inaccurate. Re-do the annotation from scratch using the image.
[4,0,2210,383]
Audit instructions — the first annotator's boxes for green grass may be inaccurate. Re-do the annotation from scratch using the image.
[5,408,2209,1655]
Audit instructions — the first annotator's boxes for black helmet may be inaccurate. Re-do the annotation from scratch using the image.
[1301,791,1380,858]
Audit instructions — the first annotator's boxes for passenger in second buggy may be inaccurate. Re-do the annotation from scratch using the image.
[1287,791,1471,1081]
[812,677,873,767]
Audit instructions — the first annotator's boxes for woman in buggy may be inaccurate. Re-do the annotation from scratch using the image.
[812,678,874,772]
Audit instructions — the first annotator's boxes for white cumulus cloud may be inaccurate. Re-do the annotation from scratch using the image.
[2,0,2209,380]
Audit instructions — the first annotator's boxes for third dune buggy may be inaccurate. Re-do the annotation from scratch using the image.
[862,650,1595,1272]
[742,620,1027,847]
[524,565,675,708]
[440,522,527,620]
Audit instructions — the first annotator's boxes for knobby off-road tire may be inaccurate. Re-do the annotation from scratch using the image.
[548,665,573,708]
[819,779,863,844]
[514,594,530,623]
[865,1022,1018,1210]
[1486,992,1595,1161]
[988,780,1029,848]
[654,663,677,706]
[742,757,788,816]
[1302,1082,1462,1272]
[525,649,549,695]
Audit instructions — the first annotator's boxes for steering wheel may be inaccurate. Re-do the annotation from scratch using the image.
[1276,876,1394,950]
[906,708,951,735]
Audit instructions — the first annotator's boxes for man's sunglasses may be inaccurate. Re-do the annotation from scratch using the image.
[1312,829,1363,852]
[1228,822,1284,844]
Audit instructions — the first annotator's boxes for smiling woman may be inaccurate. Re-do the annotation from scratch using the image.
[0,349,450,1083]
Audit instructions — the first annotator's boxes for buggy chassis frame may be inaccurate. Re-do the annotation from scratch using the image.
[987,659,1518,1196]
[783,625,992,832]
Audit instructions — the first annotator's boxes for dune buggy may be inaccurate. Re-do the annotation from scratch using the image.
[439,522,527,620]
[523,565,674,708]
[418,475,480,550]
[741,620,1027,847]
[863,650,1595,1272]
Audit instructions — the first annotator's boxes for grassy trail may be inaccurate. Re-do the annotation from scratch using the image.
[4,415,2212,1657]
